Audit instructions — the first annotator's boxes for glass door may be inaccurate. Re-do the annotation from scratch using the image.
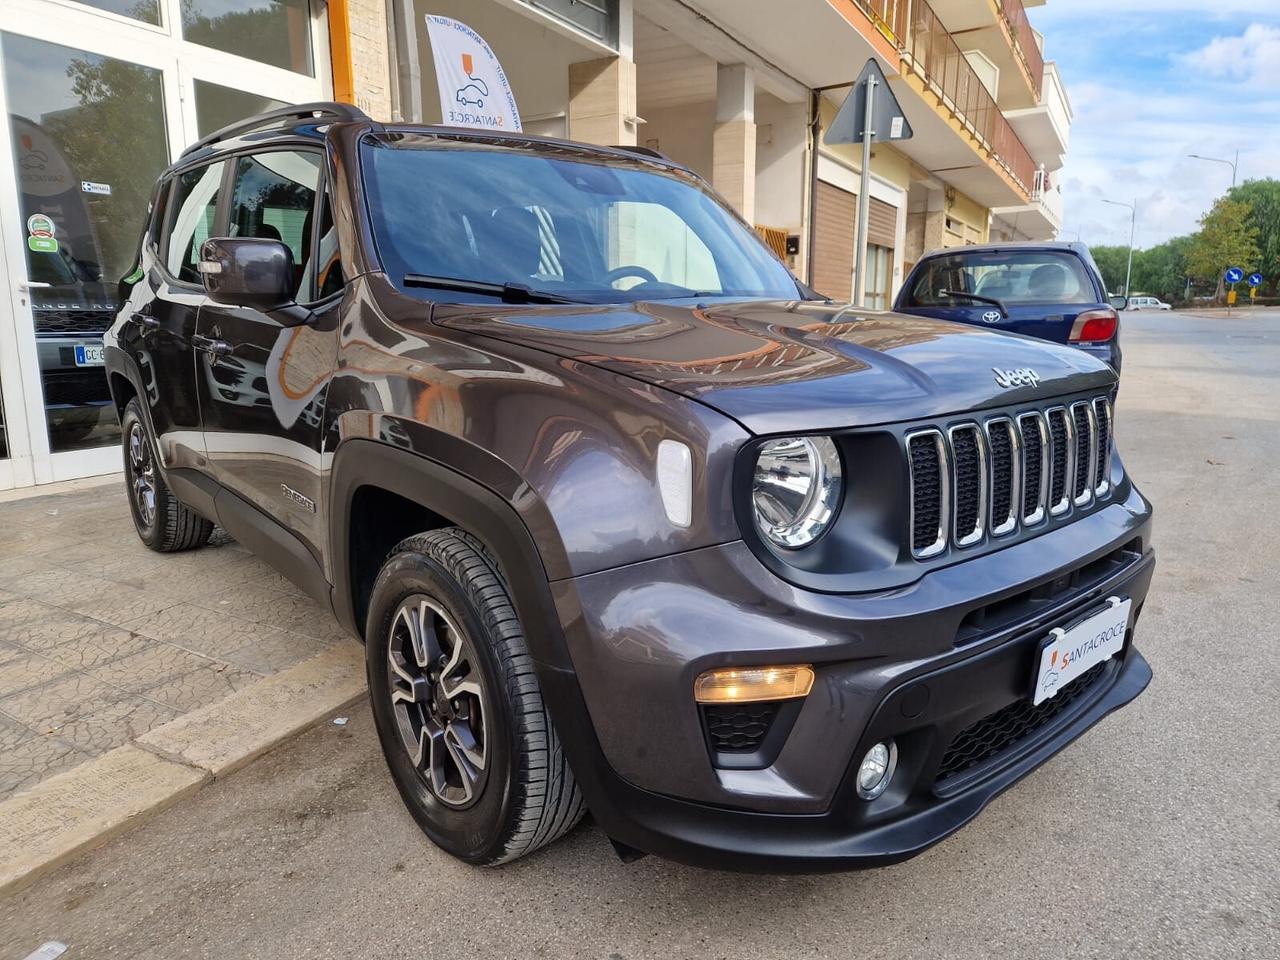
[0,0,326,488]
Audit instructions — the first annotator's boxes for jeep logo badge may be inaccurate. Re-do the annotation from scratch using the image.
[981,310,1002,324]
[993,367,1041,389]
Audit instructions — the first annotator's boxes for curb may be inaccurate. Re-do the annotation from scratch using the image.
[0,643,367,895]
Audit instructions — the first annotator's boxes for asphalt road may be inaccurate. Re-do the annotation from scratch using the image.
[4,311,1278,959]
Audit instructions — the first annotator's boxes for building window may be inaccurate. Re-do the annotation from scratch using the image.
[71,0,161,25]
[864,243,893,310]
[182,0,314,76]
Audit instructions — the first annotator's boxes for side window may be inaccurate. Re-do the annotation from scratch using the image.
[311,181,345,301]
[602,200,720,291]
[167,161,226,283]
[228,150,321,300]
[148,179,171,253]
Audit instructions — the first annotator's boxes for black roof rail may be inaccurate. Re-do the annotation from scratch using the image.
[180,101,370,158]
[609,143,675,163]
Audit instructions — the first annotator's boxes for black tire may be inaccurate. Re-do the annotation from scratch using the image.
[366,527,584,865]
[121,397,213,553]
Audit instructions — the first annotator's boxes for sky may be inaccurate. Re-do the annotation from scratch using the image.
[1027,0,1280,249]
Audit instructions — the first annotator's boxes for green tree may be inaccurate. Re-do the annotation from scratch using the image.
[1186,198,1260,300]
[1130,235,1193,303]
[1226,179,1280,293]
[1088,244,1130,295]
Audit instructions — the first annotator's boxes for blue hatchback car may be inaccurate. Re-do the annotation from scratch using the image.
[894,242,1123,372]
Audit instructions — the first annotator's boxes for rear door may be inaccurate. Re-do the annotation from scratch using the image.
[134,160,226,472]
[193,148,336,560]
[896,249,1106,346]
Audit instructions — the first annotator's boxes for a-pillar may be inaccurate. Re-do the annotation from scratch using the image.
[712,63,757,223]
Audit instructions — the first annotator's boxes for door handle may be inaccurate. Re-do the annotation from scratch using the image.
[132,312,160,330]
[192,334,233,356]
[18,281,51,291]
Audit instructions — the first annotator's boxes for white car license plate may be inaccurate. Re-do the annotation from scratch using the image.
[1032,597,1131,705]
[74,343,105,366]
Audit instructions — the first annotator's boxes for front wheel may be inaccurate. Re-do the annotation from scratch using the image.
[366,528,584,865]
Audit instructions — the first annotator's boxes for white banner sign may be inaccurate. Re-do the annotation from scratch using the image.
[424,15,521,132]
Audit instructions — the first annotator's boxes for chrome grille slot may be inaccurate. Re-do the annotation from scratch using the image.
[907,430,948,559]
[1046,407,1073,516]
[985,418,1019,537]
[948,424,986,548]
[903,395,1117,562]
[1017,412,1048,525]
[1092,398,1112,496]
[1071,401,1095,506]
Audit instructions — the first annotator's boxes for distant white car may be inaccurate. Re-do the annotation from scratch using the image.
[1127,296,1171,311]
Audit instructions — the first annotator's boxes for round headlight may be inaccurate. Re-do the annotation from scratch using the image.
[752,436,842,549]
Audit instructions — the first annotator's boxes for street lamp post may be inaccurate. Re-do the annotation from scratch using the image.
[1188,151,1239,188]
[1101,198,1138,300]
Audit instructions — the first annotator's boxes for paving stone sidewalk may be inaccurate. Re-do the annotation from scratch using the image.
[0,479,355,803]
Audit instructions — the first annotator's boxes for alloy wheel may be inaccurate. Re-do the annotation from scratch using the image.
[387,596,489,808]
[127,420,157,528]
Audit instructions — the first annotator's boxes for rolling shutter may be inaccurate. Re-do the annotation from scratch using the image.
[868,197,897,250]
[812,180,856,300]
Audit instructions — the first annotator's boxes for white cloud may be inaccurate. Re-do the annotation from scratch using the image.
[1180,23,1280,84]
[1029,8,1280,248]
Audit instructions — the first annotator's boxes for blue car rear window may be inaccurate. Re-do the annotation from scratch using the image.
[905,251,1096,306]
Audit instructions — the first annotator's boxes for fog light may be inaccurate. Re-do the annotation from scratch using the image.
[856,740,897,800]
[694,665,814,704]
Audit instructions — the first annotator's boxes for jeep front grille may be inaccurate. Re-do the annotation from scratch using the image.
[34,309,114,336]
[906,395,1115,560]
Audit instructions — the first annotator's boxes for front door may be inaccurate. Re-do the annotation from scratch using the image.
[195,148,335,560]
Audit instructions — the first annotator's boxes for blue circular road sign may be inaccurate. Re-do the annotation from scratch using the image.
[1247,273,1263,287]
[1225,267,1244,283]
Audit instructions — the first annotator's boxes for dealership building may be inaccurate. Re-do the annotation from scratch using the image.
[0,0,1070,491]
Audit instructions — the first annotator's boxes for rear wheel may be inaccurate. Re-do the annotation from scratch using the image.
[366,528,584,864]
[121,397,213,552]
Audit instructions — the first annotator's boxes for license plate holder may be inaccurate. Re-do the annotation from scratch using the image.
[1032,596,1131,706]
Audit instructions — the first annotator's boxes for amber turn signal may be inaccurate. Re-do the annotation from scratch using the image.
[693,665,815,704]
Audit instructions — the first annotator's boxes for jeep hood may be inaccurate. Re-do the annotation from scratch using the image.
[432,298,1116,434]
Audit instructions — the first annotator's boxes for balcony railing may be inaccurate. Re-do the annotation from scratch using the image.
[1000,0,1044,97]
[851,0,1037,196]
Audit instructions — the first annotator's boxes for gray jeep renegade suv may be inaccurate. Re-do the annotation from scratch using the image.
[105,104,1155,871]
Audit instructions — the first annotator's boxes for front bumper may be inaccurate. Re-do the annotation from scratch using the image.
[543,485,1154,871]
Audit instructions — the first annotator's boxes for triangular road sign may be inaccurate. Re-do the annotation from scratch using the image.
[825,58,913,145]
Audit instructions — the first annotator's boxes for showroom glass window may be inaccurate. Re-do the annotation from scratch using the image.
[182,0,314,76]
[1,33,168,453]
[70,0,161,25]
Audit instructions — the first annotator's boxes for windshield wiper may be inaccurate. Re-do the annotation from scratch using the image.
[403,274,578,304]
[938,289,1007,317]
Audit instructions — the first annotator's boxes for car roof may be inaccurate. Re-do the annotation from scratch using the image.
[915,241,1090,260]
[169,100,688,177]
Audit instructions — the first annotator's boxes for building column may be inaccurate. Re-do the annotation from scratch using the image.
[328,0,394,119]
[568,57,638,146]
[712,63,756,222]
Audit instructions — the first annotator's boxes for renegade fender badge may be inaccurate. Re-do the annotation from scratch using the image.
[281,483,316,513]
[993,367,1041,389]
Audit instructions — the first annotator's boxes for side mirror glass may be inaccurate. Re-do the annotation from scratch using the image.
[1108,295,1128,311]
[199,237,294,313]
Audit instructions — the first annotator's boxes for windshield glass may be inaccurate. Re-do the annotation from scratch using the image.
[904,250,1097,306]
[361,135,800,303]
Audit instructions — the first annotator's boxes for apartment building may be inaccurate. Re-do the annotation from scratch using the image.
[0,0,1070,491]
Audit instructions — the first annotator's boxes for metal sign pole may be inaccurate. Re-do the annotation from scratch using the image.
[853,74,876,307]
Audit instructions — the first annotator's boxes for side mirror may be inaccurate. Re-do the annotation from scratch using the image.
[1108,295,1128,311]
[199,237,294,312]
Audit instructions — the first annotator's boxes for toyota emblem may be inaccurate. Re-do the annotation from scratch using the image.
[981,310,1002,324]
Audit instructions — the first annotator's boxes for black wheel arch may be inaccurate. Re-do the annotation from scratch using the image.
[327,438,574,674]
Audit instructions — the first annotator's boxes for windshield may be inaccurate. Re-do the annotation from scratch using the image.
[904,250,1097,307]
[361,135,800,303]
